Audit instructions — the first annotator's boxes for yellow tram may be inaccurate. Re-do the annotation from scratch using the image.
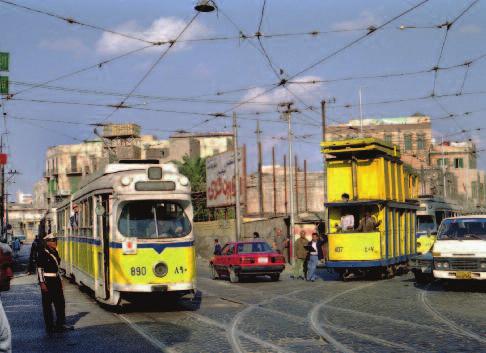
[322,138,419,278]
[54,161,196,305]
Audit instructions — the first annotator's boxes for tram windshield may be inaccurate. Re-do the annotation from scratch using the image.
[118,200,191,239]
[417,215,435,232]
[438,218,486,240]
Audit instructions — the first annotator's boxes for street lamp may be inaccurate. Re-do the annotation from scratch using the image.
[195,0,216,12]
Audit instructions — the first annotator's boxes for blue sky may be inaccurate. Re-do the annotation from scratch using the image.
[1,0,486,196]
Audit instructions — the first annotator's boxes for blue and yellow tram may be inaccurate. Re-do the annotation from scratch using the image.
[321,138,419,278]
[54,161,196,305]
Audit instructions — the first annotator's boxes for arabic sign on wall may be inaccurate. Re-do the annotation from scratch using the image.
[206,149,243,208]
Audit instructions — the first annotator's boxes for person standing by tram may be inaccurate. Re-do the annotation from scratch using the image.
[37,233,73,335]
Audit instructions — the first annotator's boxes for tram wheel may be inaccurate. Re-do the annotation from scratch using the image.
[209,264,218,280]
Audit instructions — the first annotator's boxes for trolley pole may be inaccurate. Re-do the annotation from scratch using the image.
[280,102,298,267]
[233,112,242,241]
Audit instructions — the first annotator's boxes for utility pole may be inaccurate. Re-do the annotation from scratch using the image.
[233,112,242,241]
[321,100,328,207]
[440,135,447,199]
[280,102,298,267]
[272,146,277,215]
[359,88,364,137]
[256,120,264,216]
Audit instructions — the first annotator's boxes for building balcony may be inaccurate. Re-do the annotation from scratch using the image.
[56,190,71,197]
[65,168,82,176]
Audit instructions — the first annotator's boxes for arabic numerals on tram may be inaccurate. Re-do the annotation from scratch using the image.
[130,266,147,276]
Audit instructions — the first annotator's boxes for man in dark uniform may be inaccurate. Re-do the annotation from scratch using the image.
[37,233,73,335]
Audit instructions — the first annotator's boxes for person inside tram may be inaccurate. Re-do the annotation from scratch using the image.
[356,211,381,232]
[336,213,355,232]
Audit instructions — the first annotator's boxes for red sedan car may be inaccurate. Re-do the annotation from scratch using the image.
[210,241,285,282]
[0,243,13,291]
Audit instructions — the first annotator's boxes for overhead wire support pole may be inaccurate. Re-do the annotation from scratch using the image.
[233,112,242,241]
[280,102,298,267]
[256,120,264,216]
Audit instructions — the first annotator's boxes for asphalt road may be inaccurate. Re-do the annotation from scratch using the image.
[2,244,486,353]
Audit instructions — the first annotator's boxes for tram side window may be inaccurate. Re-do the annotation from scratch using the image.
[57,211,64,236]
[79,198,94,237]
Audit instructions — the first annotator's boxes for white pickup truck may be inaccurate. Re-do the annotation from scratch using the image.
[432,215,486,280]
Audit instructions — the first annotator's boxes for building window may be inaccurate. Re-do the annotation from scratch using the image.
[437,158,449,167]
[416,134,425,150]
[454,158,464,169]
[469,156,477,169]
[404,134,413,151]
[384,134,392,145]
[71,155,77,172]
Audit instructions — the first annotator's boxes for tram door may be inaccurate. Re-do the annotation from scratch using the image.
[96,194,111,300]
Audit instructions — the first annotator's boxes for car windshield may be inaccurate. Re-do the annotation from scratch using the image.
[438,218,486,240]
[418,215,436,232]
[118,200,191,239]
[237,242,273,254]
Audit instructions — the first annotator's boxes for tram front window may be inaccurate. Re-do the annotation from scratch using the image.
[417,215,435,233]
[118,200,191,239]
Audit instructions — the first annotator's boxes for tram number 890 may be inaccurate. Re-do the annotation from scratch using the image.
[130,266,147,276]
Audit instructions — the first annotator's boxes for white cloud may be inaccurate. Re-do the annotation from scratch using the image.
[240,75,323,111]
[332,10,379,31]
[96,17,210,55]
[459,24,481,34]
[39,38,88,56]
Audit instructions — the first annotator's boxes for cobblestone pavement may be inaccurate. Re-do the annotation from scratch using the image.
[3,247,486,353]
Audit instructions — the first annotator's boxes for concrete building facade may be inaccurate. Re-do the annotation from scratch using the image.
[7,203,46,240]
[326,115,432,170]
[429,141,485,205]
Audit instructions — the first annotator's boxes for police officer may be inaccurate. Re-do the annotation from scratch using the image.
[37,233,73,334]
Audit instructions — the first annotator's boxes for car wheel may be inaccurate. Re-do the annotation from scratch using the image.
[229,268,239,283]
[210,264,218,280]
[270,274,280,282]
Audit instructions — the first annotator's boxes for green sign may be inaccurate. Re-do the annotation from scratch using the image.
[0,53,8,72]
[0,76,8,95]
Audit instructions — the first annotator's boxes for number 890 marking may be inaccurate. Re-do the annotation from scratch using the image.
[130,267,147,276]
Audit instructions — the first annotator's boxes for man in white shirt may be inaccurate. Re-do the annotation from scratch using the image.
[340,214,355,232]
[306,233,320,282]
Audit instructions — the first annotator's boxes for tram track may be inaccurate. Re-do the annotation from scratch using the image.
[199,275,435,353]
[419,284,486,345]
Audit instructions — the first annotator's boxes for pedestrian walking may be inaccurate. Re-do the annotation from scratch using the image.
[11,238,20,258]
[306,233,323,282]
[291,230,307,280]
[273,228,289,263]
[27,234,42,274]
[213,239,222,256]
[37,233,73,335]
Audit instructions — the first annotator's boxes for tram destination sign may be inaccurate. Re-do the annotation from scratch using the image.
[206,149,243,208]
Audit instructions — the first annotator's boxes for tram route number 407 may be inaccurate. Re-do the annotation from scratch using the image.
[130,266,188,276]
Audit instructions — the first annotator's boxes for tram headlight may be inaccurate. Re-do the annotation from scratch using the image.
[179,176,189,186]
[120,176,132,186]
[153,262,168,278]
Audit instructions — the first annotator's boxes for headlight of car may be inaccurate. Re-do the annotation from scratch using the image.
[480,262,486,269]
[435,262,443,269]
[442,262,449,269]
